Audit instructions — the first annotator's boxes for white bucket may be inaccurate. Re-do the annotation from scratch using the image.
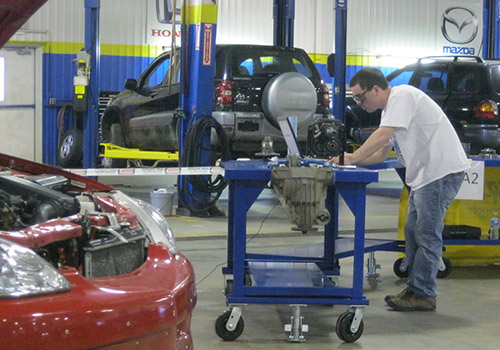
[150,188,175,216]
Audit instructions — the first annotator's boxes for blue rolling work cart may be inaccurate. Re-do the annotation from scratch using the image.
[215,159,397,343]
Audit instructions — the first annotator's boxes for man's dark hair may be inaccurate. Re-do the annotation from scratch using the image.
[349,67,389,90]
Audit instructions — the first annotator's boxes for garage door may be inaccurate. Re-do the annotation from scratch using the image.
[0,47,37,160]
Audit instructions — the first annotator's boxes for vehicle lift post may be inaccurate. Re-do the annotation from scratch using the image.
[178,0,218,213]
[273,0,295,47]
[82,0,101,169]
[484,0,500,59]
[333,0,348,124]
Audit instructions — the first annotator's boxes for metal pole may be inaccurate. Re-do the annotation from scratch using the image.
[484,0,500,59]
[273,0,295,47]
[333,0,347,123]
[83,0,100,169]
[483,0,490,58]
[178,0,218,215]
[494,0,500,58]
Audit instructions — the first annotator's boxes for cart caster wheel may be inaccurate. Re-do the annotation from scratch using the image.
[336,311,363,343]
[367,274,379,288]
[244,273,252,286]
[224,280,233,295]
[215,310,244,341]
[437,257,452,279]
[393,257,409,278]
[327,275,338,286]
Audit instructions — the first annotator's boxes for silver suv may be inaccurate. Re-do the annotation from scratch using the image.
[212,45,331,155]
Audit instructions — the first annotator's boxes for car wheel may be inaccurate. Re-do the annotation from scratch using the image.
[57,128,83,168]
[103,123,127,168]
[261,72,317,129]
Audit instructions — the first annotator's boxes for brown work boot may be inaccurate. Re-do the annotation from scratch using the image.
[386,293,436,311]
[384,287,413,303]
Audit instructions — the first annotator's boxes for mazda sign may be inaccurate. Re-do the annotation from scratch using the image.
[441,7,479,45]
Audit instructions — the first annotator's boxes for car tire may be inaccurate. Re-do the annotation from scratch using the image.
[261,72,317,129]
[57,128,83,168]
[103,123,127,168]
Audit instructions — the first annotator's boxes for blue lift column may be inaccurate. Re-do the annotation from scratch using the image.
[273,0,295,47]
[495,0,500,58]
[483,0,500,58]
[83,0,100,169]
[333,0,347,123]
[178,0,218,213]
[483,0,489,58]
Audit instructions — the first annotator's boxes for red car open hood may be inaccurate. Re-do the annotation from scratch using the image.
[0,0,47,47]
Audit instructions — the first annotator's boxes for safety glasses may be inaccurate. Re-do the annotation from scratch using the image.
[352,88,371,104]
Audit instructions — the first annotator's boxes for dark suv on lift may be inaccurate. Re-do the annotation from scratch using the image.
[98,44,331,166]
[346,56,500,154]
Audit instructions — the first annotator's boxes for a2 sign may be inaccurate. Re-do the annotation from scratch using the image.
[456,160,484,201]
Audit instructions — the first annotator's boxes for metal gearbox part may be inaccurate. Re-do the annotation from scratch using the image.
[307,118,345,158]
[271,166,333,233]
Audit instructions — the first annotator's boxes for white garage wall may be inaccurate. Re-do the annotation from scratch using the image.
[13,0,484,59]
[216,0,274,45]
[13,0,85,44]
[294,0,334,54]
[13,0,145,46]
[348,0,444,57]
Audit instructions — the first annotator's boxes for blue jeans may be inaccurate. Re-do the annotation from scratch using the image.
[404,171,464,298]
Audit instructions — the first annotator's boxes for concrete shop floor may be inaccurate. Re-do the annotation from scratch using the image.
[101,170,500,350]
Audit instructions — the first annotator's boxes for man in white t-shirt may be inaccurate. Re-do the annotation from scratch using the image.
[333,67,470,311]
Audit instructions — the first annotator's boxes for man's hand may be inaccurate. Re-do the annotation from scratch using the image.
[331,127,395,166]
[330,152,356,165]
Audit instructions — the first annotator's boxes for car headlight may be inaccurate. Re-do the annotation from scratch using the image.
[109,191,178,254]
[0,238,71,299]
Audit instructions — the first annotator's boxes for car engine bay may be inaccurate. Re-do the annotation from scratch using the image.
[0,167,150,278]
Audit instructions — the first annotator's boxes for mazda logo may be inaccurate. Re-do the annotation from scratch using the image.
[441,7,479,45]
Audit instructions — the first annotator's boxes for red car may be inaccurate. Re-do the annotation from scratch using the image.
[1,2,195,348]
[0,152,196,349]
